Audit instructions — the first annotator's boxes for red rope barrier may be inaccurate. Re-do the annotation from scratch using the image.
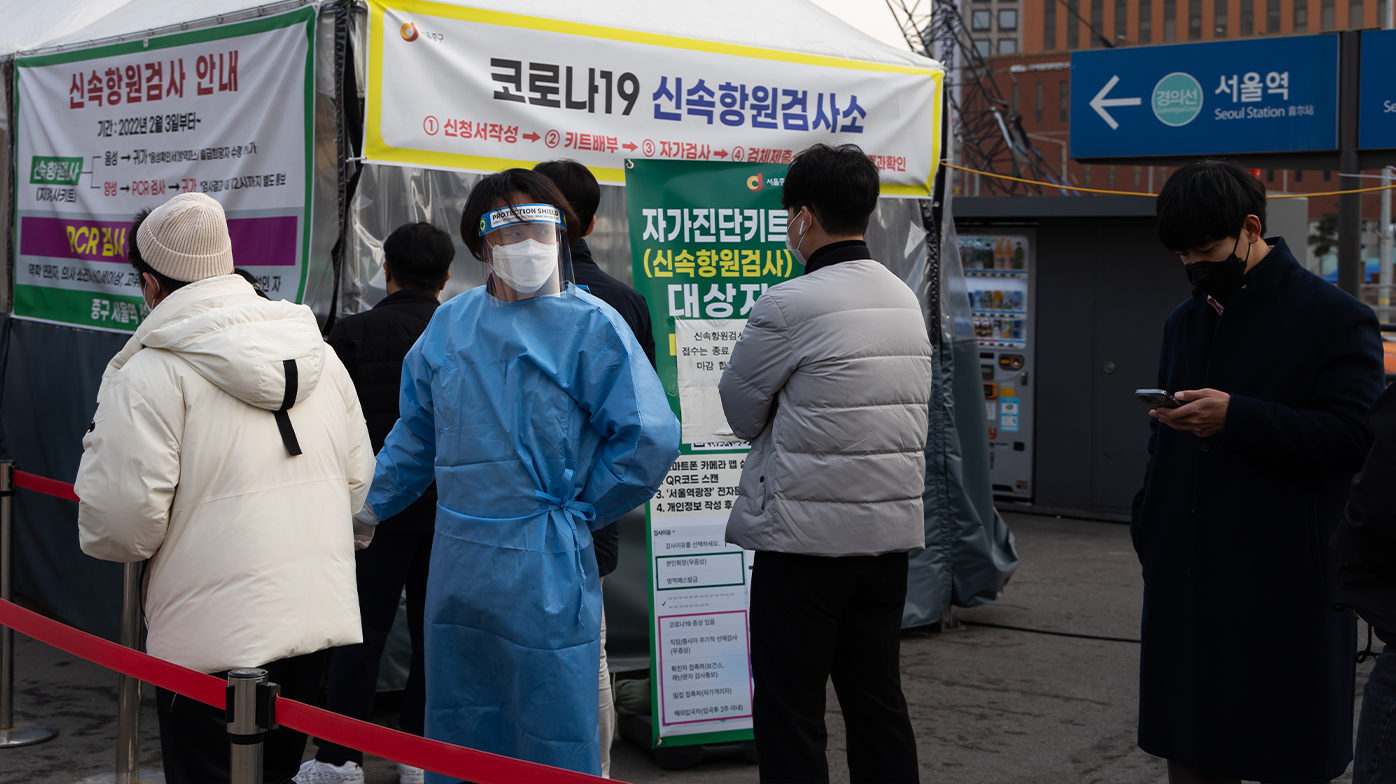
[0,599,612,783]
[2,471,616,782]
[14,470,80,502]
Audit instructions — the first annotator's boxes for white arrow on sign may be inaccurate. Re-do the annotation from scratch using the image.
[1090,75,1142,130]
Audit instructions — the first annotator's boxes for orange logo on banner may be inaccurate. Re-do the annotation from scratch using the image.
[400,23,419,41]
[746,174,763,192]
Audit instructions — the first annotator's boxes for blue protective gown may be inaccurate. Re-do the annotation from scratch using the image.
[367,285,679,778]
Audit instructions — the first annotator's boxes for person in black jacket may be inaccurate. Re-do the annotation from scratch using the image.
[535,159,655,777]
[297,223,453,784]
[1339,382,1396,783]
[1132,160,1384,783]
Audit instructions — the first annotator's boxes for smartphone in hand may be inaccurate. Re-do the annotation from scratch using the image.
[1135,389,1181,409]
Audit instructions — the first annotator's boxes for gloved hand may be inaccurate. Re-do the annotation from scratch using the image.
[352,501,379,550]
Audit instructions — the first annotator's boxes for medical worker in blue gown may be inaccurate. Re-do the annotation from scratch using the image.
[354,169,680,779]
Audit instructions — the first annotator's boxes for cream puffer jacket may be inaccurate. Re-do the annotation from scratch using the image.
[77,275,374,673]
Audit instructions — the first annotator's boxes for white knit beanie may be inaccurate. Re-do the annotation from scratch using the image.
[136,193,235,282]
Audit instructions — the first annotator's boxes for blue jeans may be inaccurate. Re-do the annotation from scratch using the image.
[1356,640,1396,783]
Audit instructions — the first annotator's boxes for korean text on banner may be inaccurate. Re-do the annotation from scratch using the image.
[364,1,941,196]
[13,8,316,333]
[626,159,800,748]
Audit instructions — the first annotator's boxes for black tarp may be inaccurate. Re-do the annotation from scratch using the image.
[1,314,127,639]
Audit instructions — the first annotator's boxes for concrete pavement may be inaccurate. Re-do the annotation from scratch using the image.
[1,512,1375,783]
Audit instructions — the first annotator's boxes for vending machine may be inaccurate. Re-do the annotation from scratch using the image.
[958,231,1035,500]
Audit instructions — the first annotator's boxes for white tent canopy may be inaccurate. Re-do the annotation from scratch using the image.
[3,0,311,54]
[10,0,938,68]
[412,0,940,70]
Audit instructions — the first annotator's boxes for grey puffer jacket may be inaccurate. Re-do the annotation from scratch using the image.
[718,257,935,556]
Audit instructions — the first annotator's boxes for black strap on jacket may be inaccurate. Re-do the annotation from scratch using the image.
[273,358,303,456]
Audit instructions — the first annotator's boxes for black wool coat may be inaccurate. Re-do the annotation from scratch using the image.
[1337,381,1396,638]
[1131,237,1384,782]
[326,288,439,534]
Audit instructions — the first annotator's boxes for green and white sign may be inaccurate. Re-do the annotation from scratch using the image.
[625,158,803,748]
[1151,71,1204,127]
[12,7,316,332]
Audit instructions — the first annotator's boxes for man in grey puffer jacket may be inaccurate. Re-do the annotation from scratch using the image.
[719,144,934,784]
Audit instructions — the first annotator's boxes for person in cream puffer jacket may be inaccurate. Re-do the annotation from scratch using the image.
[76,192,373,784]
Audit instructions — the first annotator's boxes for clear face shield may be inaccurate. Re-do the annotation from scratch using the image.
[479,203,574,302]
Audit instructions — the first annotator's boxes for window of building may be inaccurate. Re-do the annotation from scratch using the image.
[974,38,992,57]
[1294,0,1308,29]
[1012,82,1020,113]
[1189,0,1202,39]
[1350,0,1363,28]
[1060,80,1069,122]
[972,10,992,30]
[1092,0,1105,46]
[1140,0,1153,41]
[1241,0,1253,34]
[1295,169,1303,182]
[1000,8,1019,29]
[1069,0,1082,47]
[1035,82,1044,123]
[1266,169,1275,183]
[1084,164,1093,187]
[1134,166,1142,187]
[1215,0,1229,35]
[1322,0,1334,30]
[1116,0,1128,41]
[1268,0,1281,31]
[1000,37,1019,53]
[1165,0,1177,40]
[1045,0,1058,48]
[1324,169,1332,181]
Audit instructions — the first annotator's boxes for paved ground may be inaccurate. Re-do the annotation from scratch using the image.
[1,512,1376,783]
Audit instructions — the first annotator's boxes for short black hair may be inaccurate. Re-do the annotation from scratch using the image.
[128,208,190,295]
[459,169,581,260]
[1156,159,1267,252]
[383,222,455,291]
[781,143,881,236]
[533,160,600,239]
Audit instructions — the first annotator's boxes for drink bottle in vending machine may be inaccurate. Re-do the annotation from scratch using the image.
[959,231,1035,501]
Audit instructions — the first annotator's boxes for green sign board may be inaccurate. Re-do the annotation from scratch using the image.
[29,157,84,186]
[624,158,801,748]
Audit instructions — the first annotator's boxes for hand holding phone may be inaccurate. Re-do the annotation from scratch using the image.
[1135,388,1181,409]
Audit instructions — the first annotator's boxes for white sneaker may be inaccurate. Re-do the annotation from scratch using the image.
[293,759,366,784]
[398,763,426,784]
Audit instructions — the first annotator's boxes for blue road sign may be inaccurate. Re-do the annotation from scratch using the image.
[1360,30,1396,150]
[1071,35,1339,159]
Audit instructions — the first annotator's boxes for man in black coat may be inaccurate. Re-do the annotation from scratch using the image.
[1133,160,1384,783]
[297,222,453,784]
[535,159,656,777]
[1338,381,1396,781]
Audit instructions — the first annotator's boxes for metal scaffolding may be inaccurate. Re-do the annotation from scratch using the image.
[886,0,1074,196]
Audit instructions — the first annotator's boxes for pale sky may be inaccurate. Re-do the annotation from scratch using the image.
[808,0,920,52]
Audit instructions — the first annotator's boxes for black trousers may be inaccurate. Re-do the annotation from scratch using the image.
[317,530,433,766]
[750,550,919,784]
[156,649,330,784]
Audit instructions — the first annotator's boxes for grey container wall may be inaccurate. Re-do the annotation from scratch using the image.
[955,197,1194,521]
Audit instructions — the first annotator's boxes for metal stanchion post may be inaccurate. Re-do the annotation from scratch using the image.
[227,668,277,784]
[114,562,143,783]
[0,460,57,749]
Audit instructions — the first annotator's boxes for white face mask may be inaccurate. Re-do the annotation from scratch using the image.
[786,209,809,264]
[141,275,159,310]
[489,238,558,293]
